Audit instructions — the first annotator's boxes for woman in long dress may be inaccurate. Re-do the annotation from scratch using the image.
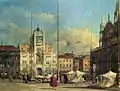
[50,73,58,90]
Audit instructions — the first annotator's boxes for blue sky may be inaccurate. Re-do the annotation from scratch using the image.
[0,0,116,54]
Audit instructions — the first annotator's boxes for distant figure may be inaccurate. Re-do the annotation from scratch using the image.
[82,74,86,81]
[8,74,13,82]
[27,74,31,81]
[50,73,58,90]
[1,73,4,79]
[64,74,68,84]
[23,74,28,83]
[22,74,25,83]
[95,76,99,84]
[16,72,19,79]
[60,75,65,84]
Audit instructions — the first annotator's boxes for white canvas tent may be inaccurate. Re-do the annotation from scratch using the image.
[65,70,85,83]
[66,71,76,81]
[101,71,116,79]
[66,70,85,75]
[76,70,85,76]
[98,71,116,88]
[71,70,85,83]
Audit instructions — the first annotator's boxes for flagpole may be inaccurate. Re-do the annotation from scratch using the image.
[57,1,60,82]
[31,12,33,36]
[30,12,34,79]
[89,23,92,54]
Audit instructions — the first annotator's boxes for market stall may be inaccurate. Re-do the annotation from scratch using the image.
[98,71,116,88]
[66,70,85,83]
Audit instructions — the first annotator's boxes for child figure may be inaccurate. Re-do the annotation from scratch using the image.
[50,73,58,90]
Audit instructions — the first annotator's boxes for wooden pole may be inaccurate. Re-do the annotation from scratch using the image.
[57,1,60,83]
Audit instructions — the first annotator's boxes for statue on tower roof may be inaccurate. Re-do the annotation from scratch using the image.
[35,24,43,34]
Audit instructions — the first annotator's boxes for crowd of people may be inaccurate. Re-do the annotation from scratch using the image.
[0,72,32,83]
[22,73,32,83]
[0,72,20,81]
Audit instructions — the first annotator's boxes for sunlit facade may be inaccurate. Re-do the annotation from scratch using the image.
[30,27,45,77]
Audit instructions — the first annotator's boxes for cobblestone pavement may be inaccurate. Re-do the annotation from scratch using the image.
[0,79,108,91]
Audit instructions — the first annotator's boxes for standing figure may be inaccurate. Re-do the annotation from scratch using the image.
[22,73,28,83]
[50,73,58,90]
[22,74,25,83]
[8,74,13,82]
[60,75,64,84]
[64,74,68,84]
[27,74,31,81]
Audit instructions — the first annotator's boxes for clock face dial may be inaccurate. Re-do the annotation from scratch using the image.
[36,36,43,46]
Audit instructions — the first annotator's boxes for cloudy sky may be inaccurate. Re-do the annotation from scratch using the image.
[0,0,116,55]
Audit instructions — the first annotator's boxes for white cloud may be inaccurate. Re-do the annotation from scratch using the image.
[33,13,56,23]
[48,27,99,55]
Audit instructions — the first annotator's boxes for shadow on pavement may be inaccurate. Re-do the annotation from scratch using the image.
[62,86,107,90]
[39,87,53,90]
[107,88,120,91]
[63,86,120,91]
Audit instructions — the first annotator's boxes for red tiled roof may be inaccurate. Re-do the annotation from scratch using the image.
[0,46,18,51]
[58,54,73,58]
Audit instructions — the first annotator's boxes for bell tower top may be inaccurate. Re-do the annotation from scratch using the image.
[34,25,43,35]
[114,0,120,22]
[100,17,105,31]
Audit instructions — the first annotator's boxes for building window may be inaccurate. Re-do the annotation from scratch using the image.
[85,64,87,66]
[23,60,26,65]
[46,62,49,64]
[69,64,71,67]
[60,64,62,67]
[53,60,56,63]
[22,55,27,57]
[63,64,65,67]
[30,60,32,64]
[66,60,68,62]
[48,50,51,53]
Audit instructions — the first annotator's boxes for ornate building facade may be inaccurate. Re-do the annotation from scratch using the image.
[30,27,45,77]
[58,53,74,73]
[0,45,19,75]
[44,42,53,74]
[90,0,119,79]
[83,55,90,72]
[19,43,30,74]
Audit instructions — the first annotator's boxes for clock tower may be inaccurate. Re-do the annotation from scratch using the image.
[33,27,45,77]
